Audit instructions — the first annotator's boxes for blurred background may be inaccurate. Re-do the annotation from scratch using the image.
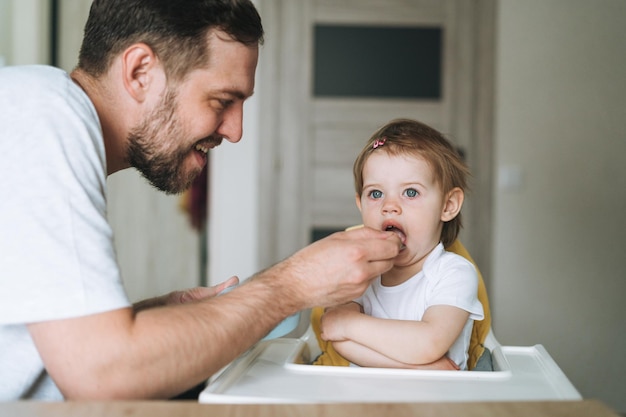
[1,0,624,412]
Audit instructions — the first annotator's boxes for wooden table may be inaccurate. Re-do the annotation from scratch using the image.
[0,400,620,417]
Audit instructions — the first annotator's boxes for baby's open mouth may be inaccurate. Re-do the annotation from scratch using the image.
[385,225,407,250]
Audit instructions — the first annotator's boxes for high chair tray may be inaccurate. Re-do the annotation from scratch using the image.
[199,338,581,404]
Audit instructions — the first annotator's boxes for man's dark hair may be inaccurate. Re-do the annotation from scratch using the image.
[77,0,264,80]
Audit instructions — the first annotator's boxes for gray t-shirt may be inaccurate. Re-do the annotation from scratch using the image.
[0,65,130,400]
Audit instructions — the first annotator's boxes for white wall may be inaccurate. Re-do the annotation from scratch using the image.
[208,94,260,286]
[0,0,10,66]
[492,0,626,412]
[207,0,262,286]
[0,0,49,66]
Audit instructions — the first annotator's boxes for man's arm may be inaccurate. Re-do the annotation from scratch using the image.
[28,227,401,399]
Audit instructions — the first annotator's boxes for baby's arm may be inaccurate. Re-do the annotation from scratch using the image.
[332,340,459,369]
[321,304,469,367]
[320,303,404,366]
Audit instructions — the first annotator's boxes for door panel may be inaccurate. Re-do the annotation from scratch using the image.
[257,0,494,282]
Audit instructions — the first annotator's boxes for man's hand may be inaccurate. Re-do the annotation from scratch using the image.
[166,275,240,304]
[133,276,239,311]
[267,226,402,311]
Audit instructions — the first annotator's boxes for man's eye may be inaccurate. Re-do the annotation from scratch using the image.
[404,188,418,198]
[213,99,233,111]
[369,190,383,199]
[218,99,233,109]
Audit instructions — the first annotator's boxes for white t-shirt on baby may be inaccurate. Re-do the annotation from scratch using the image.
[355,243,484,370]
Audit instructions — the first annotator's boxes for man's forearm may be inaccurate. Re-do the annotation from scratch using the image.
[30,270,296,399]
[30,227,401,399]
[132,295,168,312]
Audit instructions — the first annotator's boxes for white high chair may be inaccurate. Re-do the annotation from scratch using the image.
[199,240,581,403]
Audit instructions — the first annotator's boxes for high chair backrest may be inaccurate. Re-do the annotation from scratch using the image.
[311,229,492,370]
[446,239,492,370]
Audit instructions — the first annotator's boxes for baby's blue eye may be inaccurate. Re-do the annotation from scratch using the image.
[369,190,383,199]
[404,188,418,198]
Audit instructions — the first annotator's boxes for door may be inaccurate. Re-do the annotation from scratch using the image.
[257,0,495,283]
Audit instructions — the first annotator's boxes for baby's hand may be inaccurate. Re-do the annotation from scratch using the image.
[319,302,361,342]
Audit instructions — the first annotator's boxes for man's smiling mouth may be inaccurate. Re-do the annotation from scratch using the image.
[194,136,223,154]
[195,143,210,154]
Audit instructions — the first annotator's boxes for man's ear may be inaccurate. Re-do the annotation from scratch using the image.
[441,187,464,222]
[121,43,161,103]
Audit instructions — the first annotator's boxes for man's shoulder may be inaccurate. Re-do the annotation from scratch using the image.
[1,65,85,110]
[1,65,68,87]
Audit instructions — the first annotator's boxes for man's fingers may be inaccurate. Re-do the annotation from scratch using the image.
[174,276,241,304]
[329,226,403,260]
[178,287,213,303]
[214,276,240,294]
[365,258,397,278]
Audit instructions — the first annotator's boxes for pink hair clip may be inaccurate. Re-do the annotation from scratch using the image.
[373,137,386,149]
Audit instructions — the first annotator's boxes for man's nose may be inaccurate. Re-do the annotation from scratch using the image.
[216,105,243,143]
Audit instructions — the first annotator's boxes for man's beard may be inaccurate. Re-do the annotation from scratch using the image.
[126,90,201,195]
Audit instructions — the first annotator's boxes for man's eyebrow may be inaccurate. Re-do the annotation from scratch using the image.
[222,88,254,100]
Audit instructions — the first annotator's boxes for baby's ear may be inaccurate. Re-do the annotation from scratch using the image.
[355,193,363,213]
[441,187,464,222]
